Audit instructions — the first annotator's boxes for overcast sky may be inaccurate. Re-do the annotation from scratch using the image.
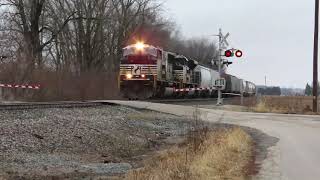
[164,0,317,88]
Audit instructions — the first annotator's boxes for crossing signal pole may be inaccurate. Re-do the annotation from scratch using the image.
[214,29,243,106]
[216,29,230,105]
[313,0,319,112]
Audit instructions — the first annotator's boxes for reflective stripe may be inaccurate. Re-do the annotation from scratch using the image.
[120,64,157,75]
[173,87,219,92]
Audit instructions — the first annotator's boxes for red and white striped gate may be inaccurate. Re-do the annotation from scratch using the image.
[0,83,41,90]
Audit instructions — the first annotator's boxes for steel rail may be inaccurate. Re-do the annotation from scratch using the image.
[147,97,237,103]
[0,101,112,111]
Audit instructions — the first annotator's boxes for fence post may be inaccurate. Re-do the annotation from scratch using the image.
[240,82,244,106]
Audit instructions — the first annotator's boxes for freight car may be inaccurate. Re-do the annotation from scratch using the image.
[222,73,241,94]
[119,42,255,99]
[222,73,256,97]
[244,81,256,96]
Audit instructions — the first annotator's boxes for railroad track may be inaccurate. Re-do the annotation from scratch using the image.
[0,101,114,110]
[148,97,245,106]
[0,97,241,110]
[148,98,220,103]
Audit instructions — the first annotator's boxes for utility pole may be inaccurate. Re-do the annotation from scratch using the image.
[313,0,319,112]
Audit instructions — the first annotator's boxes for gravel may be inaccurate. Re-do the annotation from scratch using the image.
[0,105,195,179]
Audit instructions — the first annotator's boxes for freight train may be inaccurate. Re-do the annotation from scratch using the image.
[119,42,256,99]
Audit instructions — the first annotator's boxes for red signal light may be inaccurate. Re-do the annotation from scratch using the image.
[225,50,233,57]
[235,50,243,57]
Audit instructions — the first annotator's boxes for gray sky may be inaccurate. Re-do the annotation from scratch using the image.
[164,0,317,88]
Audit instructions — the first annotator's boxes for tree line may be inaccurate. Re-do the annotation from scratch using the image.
[0,0,169,75]
[0,0,218,100]
[305,83,320,96]
[257,86,281,96]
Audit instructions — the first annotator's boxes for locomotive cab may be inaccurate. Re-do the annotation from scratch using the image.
[120,43,161,81]
[119,43,163,98]
[167,54,197,86]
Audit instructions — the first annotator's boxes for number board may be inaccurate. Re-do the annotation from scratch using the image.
[214,78,226,90]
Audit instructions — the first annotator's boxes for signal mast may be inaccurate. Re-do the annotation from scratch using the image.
[214,29,243,105]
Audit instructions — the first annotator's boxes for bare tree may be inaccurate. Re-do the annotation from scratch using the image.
[0,0,219,100]
[0,0,75,76]
[44,0,162,73]
[168,36,219,67]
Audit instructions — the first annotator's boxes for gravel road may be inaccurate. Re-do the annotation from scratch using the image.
[0,105,197,179]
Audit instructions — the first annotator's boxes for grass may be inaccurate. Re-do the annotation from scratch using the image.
[252,96,320,115]
[125,127,254,180]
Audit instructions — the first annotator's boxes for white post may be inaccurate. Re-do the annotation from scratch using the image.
[0,87,2,101]
[217,28,223,106]
[240,81,244,106]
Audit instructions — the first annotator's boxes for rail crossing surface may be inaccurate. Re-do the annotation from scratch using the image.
[106,100,320,180]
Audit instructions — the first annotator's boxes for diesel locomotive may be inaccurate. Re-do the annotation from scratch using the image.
[119,42,256,99]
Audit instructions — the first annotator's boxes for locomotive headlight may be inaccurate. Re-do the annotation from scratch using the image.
[126,74,133,79]
[135,42,145,50]
[141,74,146,78]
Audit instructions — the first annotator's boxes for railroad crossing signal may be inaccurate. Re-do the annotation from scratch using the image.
[224,49,243,58]
[225,50,233,57]
[235,50,243,57]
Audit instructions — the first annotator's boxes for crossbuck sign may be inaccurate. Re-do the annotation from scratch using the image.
[220,31,230,49]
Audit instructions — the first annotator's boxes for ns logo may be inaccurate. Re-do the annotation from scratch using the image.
[132,65,142,75]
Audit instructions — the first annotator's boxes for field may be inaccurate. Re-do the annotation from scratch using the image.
[193,96,320,115]
[253,96,320,114]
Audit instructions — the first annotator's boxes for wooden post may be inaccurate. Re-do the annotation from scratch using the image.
[313,0,319,112]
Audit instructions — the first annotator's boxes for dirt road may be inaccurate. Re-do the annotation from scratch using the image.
[107,100,320,180]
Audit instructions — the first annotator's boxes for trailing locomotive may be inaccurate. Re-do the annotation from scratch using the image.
[119,42,256,99]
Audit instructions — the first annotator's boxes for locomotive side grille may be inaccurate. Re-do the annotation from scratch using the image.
[120,64,158,75]
[173,70,184,81]
[192,72,201,84]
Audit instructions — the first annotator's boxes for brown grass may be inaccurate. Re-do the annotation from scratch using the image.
[229,96,258,107]
[252,96,320,115]
[125,127,254,180]
[0,69,120,101]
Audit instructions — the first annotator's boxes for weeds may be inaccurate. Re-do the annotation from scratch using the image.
[0,70,119,101]
[252,96,320,114]
[125,107,254,180]
[253,100,269,113]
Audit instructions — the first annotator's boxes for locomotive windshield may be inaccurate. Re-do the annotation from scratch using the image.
[121,54,157,64]
[121,43,160,64]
